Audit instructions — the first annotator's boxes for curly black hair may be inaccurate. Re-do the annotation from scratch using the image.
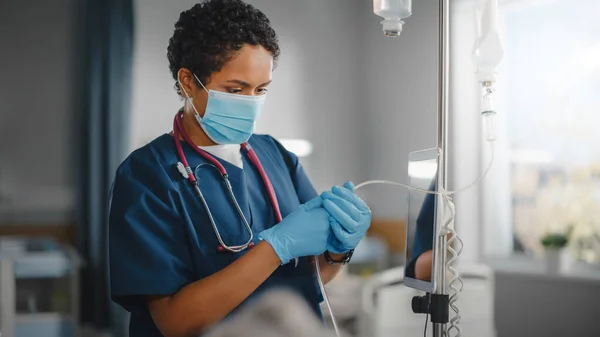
[167,0,280,95]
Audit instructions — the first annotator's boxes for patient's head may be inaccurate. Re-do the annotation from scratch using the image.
[204,290,336,337]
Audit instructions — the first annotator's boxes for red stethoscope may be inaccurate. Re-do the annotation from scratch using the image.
[173,110,283,253]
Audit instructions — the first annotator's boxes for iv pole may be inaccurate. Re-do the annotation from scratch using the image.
[433,0,450,335]
[372,1,454,335]
[373,1,502,336]
[406,1,453,335]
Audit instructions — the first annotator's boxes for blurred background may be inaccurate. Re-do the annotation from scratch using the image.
[0,0,599,336]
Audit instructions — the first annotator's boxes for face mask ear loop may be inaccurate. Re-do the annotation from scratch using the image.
[193,74,210,93]
[178,77,204,121]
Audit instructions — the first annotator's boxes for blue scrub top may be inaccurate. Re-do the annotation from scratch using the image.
[405,179,436,279]
[109,133,323,337]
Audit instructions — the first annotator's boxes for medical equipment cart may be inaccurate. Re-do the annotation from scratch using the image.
[0,237,81,337]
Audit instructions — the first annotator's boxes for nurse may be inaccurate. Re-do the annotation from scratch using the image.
[108,1,371,337]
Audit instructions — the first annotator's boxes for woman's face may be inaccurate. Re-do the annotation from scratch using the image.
[178,44,274,117]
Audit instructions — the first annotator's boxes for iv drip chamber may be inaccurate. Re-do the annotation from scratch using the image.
[373,0,412,37]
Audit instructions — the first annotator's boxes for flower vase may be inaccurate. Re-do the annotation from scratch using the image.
[544,248,570,274]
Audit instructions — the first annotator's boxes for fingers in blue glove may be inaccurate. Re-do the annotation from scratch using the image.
[329,220,355,251]
[323,198,361,234]
[301,195,323,211]
[321,191,362,222]
[331,185,370,213]
[327,216,349,253]
[327,237,348,254]
[343,181,356,192]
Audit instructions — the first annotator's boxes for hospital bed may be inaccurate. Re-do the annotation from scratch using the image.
[357,264,496,337]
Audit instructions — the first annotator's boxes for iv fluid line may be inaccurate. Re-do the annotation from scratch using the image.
[354,142,495,196]
[314,257,340,336]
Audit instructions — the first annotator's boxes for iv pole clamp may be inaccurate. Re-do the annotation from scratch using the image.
[412,293,450,325]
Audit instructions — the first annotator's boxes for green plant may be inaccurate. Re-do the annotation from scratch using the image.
[541,233,569,249]
[540,225,573,249]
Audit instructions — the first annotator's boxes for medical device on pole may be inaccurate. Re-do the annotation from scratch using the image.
[369,0,504,336]
[473,0,504,143]
[373,0,412,37]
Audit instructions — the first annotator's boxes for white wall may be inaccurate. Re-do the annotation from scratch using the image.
[356,0,440,220]
[130,0,187,151]
[0,0,78,219]
[131,0,366,192]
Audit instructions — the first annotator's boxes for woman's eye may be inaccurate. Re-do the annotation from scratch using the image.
[257,88,268,94]
[227,88,243,94]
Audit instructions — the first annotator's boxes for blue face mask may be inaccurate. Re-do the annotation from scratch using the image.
[179,74,266,145]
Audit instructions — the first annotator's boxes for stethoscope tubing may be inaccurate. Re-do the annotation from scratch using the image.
[173,111,283,253]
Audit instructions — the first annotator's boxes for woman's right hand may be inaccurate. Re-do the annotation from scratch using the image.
[258,196,330,265]
[321,181,372,253]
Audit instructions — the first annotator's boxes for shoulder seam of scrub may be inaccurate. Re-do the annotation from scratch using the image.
[116,140,178,191]
[147,140,180,191]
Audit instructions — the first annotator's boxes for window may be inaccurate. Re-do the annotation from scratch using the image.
[499,0,600,263]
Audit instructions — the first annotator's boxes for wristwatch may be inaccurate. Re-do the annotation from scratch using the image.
[324,249,354,265]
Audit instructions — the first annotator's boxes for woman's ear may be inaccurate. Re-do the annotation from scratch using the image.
[177,68,195,98]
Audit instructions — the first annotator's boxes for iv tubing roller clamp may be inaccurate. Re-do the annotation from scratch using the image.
[434,0,450,336]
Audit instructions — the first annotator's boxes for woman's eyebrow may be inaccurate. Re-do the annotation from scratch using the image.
[226,79,251,87]
[225,79,272,87]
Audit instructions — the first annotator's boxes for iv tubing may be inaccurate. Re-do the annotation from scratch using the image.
[354,142,495,195]
[314,258,340,336]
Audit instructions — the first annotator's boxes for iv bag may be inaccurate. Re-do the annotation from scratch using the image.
[373,0,412,37]
[472,0,504,82]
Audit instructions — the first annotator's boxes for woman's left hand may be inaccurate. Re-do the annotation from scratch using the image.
[321,181,372,254]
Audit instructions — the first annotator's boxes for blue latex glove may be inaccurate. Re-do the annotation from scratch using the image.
[258,196,331,265]
[322,181,372,253]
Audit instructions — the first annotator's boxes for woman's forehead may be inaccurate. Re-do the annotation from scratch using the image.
[213,45,273,84]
